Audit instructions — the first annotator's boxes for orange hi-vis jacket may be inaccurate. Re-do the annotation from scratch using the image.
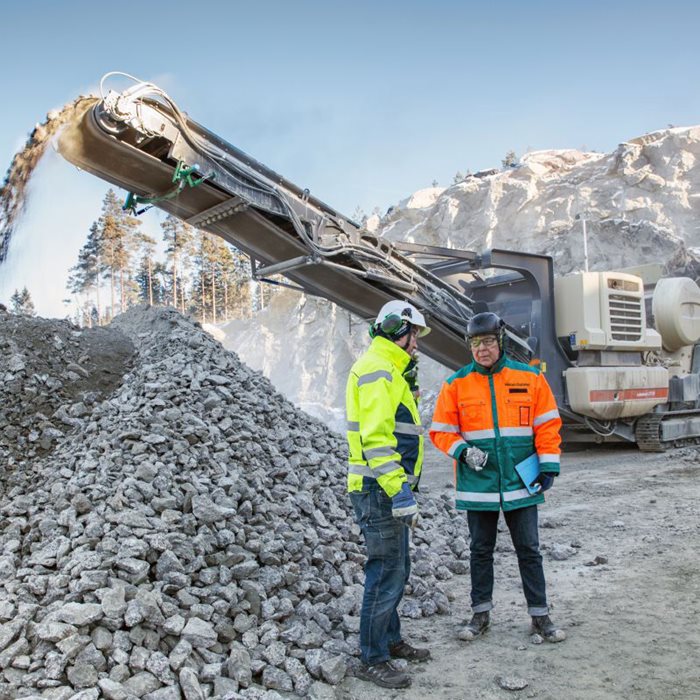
[430,353,561,512]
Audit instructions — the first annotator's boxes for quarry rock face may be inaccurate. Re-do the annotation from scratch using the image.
[0,306,467,698]
[380,128,700,277]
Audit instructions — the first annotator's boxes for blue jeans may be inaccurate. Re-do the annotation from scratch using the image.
[350,482,410,665]
[467,506,548,616]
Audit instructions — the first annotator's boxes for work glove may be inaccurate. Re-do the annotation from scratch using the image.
[531,472,555,493]
[403,355,419,396]
[458,446,488,472]
[391,482,419,528]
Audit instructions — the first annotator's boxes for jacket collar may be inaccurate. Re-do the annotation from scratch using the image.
[473,353,507,375]
[370,336,411,372]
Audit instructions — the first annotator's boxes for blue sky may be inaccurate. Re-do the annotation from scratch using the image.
[2,0,700,315]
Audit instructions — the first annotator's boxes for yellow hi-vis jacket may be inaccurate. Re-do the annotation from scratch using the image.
[346,336,424,497]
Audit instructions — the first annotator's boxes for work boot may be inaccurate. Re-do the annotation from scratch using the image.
[389,640,431,662]
[531,614,567,642]
[355,661,412,689]
[458,611,490,641]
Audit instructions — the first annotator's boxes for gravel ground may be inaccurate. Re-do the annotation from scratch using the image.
[337,442,700,700]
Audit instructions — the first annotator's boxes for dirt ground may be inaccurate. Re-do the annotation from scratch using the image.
[336,443,700,700]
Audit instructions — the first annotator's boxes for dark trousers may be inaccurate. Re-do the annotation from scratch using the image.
[350,482,410,665]
[467,505,548,616]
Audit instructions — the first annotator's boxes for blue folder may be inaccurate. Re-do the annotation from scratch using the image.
[514,453,542,495]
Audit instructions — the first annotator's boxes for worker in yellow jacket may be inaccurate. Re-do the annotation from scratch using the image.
[346,300,431,690]
[430,311,566,643]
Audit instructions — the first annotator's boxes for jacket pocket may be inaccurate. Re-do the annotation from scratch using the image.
[505,395,534,427]
[458,398,488,423]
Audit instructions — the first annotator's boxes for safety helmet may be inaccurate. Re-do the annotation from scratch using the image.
[371,300,431,340]
[467,311,505,342]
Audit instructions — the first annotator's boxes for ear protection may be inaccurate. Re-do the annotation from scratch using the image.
[380,314,404,335]
[368,313,410,340]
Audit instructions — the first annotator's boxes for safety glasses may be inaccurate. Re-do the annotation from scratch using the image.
[469,335,498,349]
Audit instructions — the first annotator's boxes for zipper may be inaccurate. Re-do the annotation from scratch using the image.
[488,374,503,502]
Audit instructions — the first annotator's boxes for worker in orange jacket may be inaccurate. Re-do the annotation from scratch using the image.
[430,311,566,643]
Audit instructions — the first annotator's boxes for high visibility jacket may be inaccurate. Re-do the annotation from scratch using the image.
[430,354,561,512]
[346,336,424,497]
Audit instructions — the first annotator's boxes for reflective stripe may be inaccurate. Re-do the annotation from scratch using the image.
[462,429,496,440]
[455,490,501,503]
[395,422,424,435]
[348,420,422,436]
[503,488,532,502]
[357,370,392,386]
[348,463,418,484]
[448,439,467,457]
[348,460,402,477]
[538,453,561,464]
[368,460,402,476]
[499,427,533,437]
[533,409,560,427]
[348,463,374,477]
[363,446,396,459]
[431,421,460,433]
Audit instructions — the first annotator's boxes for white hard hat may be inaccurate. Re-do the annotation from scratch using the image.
[375,300,431,337]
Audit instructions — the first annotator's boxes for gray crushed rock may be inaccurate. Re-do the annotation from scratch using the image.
[0,305,469,698]
[496,675,529,690]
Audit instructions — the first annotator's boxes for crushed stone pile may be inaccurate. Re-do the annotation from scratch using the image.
[0,306,469,700]
[0,310,134,468]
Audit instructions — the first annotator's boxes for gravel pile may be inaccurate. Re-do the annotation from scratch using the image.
[0,310,134,468]
[0,306,469,699]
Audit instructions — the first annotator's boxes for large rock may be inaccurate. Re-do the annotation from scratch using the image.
[181,618,217,649]
[55,603,104,627]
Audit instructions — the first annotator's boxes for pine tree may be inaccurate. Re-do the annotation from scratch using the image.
[67,222,102,325]
[222,246,252,319]
[216,242,249,321]
[351,206,368,227]
[205,232,219,323]
[192,229,208,322]
[134,231,158,305]
[10,286,36,316]
[161,215,194,312]
[502,150,518,168]
[99,189,141,318]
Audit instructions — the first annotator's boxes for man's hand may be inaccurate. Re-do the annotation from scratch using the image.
[459,446,488,472]
[531,472,555,493]
[391,482,419,527]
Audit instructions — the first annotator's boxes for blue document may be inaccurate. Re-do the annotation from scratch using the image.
[514,453,542,495]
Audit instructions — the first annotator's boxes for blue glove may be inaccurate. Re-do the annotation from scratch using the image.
[391,483,419,527]
[531,472,555,493]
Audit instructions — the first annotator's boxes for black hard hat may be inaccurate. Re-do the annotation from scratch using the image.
[467,311,504,338]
